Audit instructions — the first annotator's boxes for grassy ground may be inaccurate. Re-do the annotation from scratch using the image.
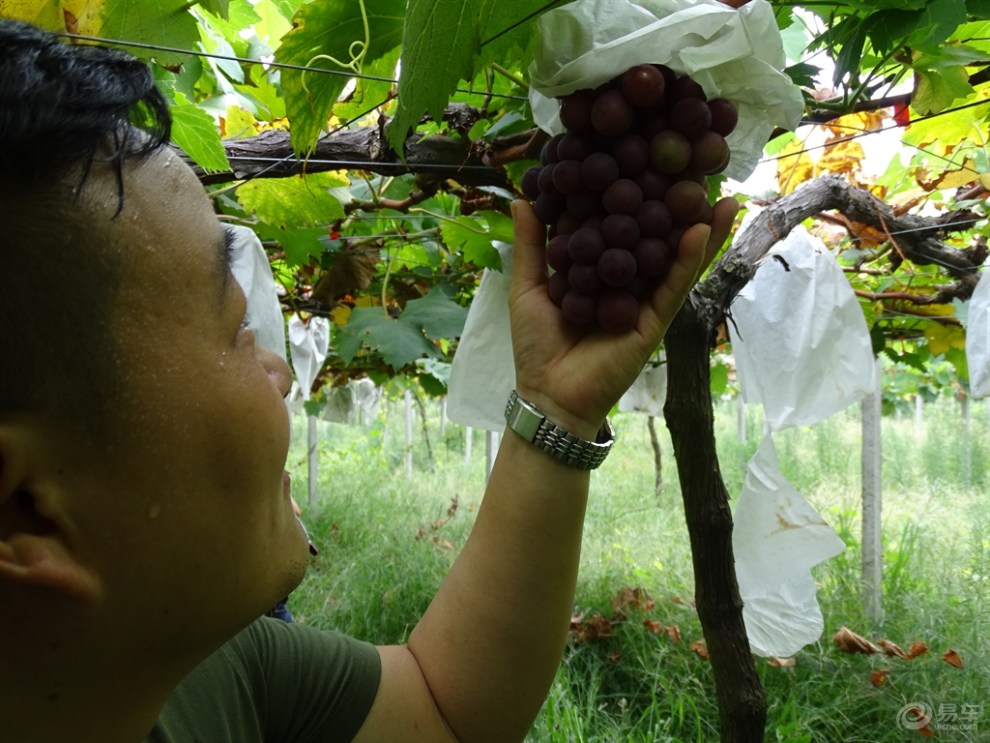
[286,396,989,742]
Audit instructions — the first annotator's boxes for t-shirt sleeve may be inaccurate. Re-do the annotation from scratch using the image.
[147,617,381,743]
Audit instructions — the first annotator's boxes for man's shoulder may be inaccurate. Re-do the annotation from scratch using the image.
[145,618,382,743]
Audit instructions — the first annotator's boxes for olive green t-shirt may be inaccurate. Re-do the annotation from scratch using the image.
[145,617,381,743]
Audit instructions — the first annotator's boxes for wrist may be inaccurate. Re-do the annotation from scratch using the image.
[504,390,614,470]
[511,387,604,441]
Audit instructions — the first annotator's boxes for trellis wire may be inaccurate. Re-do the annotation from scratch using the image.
[57,32,529,102]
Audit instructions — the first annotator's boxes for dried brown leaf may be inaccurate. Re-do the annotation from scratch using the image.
[768,656,796,667]
[942,649,964,668]
[832,626,881,655]
[643,619,663,634]
[903,706,936,737]
[870,669,890,687]
[612,587,655,614]
[311,247,379,305]
[877,639,908,659]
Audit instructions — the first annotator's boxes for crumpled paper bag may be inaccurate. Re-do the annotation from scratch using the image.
[733,433,846,657]
[966,265,990,398]
[618,356,667,416]
[447,242,516,431]
[728,225,877,432]
[228,225,286,361]
[527,0,804,181]
[288,314,329,401]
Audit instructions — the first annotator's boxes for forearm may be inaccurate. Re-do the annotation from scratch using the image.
[407,430,591,742]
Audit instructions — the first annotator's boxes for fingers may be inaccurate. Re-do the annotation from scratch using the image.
[509,199,548,295]
[703,196,740,270]
[642,196,739,336]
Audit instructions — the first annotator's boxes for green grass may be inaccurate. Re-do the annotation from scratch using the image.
[287,396,990,742]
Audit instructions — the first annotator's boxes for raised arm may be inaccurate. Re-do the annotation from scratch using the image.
[353,196,739,742]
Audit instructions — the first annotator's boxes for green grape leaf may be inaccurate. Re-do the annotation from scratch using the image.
[336,307,440,369]
[908,0,967,48]
[253,222,327,267]
[945,347,969,381]
[276,0,404,154]
[710,362,729,396]
[440,214,505,270]
[387,0,478,151]
[864,9,923,54]
[475,0,534,67]
[196,0,229,18]
[913,66,974,114]
[237,172,348,229]
[904,82,990,145]
[170,93,230,172]
[333,49,400,124]
[417,357,452,388]
[101,0,200,67]
[783,62,821,89]
[482,210,515,244]
[834,22,868,87]
[967,0,990,15]
[399,287,468,340]
[303,398,327,417]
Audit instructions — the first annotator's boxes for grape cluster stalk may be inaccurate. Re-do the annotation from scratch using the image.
[522,64,738,333]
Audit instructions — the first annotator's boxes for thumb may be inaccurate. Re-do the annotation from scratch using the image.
[510,199,548,293]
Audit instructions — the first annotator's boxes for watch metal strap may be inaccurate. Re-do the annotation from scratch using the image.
[504,390,614,470]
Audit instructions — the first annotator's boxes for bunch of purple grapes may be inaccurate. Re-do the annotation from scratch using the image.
[521,64,738,333]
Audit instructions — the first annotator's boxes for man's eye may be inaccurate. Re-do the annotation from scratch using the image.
[241,314,252,331]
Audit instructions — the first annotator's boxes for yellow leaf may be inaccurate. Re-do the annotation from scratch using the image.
[777,136,815,195]
[223,105,260,140]
[61,0,104,35]
[916,157,980,191]
[352,295,379,308]
[825,110,887,139]
[0,0,60,25]
[0,0,103,32]
[924,324,966,355]
[818,138,865,176]
[329,305,351,326]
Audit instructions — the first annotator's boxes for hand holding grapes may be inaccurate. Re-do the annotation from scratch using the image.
[507,194,738,442]
[522,65,740,336]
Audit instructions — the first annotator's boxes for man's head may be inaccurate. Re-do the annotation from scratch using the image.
[0,20,171,435]
[0,23,309,735]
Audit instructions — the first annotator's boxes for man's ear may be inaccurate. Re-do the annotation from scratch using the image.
[0,424,101,603]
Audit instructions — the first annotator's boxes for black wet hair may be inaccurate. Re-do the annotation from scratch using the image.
[0,20,173,434]
[1,19,171,215]
[0,19,170,185]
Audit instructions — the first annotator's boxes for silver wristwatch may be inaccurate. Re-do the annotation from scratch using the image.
[503,390,614,470]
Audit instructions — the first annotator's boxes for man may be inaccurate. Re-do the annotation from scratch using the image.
[0,21,738,743]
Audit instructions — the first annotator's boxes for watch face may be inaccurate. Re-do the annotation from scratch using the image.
[505,391,544,442]
[505,390,613,469]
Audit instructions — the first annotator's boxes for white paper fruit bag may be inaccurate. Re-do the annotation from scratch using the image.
[447,242,516,431]
[618,357,667,416]
[229,226,286,361]
[728,225,877,431]
[733,434,846,657]
[288,314,329,402]
[966,265,990,398]
[528,0,804,182]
